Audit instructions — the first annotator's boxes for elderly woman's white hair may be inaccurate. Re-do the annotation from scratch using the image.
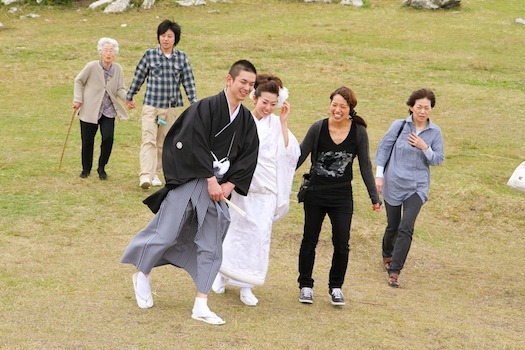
[97,37,119,55]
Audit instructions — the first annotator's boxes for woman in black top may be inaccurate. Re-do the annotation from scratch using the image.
[296,86,382,306]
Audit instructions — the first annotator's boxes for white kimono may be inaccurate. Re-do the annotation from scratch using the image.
[219,114,300,287]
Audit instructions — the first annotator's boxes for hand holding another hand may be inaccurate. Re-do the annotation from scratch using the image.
[126,100,136,110]
[372,203,382,212]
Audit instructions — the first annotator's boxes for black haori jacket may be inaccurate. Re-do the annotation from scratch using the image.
[143,90,259,213]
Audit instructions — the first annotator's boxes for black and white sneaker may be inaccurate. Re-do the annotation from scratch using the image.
[329,288,345,306]
[299,287,314,304]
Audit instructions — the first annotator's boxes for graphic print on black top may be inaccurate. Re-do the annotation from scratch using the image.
[306,119,357,208]
[313,150,354,178]
[311,119,357,186]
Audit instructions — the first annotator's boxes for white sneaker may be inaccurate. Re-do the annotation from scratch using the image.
[151,175,162,187]
[329,288,345,306]
[299,287,314,304]
[212,274,226,294]
[139,177,151,189]
[240,288,258,306]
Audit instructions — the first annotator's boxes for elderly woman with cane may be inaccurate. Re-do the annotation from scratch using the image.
[375,88,444,288]
[73,37,129,179]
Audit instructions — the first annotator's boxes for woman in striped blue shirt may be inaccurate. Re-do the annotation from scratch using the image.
[375,88,445,288]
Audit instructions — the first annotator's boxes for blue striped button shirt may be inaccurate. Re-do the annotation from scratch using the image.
[375,116,444,206]
[126,47,197,108]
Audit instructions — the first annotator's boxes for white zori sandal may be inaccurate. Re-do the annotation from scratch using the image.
[240,288,258,306]
[191,311,225,325]
[132,272,153,309]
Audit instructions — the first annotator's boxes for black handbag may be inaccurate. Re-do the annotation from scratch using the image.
[297,173,311,203]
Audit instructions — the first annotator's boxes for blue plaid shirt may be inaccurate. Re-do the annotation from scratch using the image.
[126,47,197,108]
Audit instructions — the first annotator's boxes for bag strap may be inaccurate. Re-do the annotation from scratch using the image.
[384,120,406,169]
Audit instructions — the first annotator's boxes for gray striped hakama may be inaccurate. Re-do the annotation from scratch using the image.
[121,179,231,294]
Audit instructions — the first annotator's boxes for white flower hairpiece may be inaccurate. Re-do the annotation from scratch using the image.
[251,86,289,108]
[277,87,289,108]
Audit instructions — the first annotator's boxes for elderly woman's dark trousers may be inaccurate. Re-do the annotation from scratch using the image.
[382,193,424,275]
[298,201,353,290]
[80,116,115,173]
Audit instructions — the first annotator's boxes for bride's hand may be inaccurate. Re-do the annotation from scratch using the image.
[280,101,290,124]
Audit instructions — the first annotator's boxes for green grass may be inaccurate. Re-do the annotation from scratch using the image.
[1,0,524,348]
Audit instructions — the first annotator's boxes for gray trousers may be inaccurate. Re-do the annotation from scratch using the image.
[121,179,230,294]
[382,193,423,275]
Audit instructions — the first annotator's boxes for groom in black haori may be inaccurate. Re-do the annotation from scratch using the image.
[122,60,259,325]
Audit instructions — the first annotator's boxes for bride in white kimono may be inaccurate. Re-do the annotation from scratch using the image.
[212,74,300,306]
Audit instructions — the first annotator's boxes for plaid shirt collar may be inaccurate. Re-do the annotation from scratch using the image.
[155,46,176,58]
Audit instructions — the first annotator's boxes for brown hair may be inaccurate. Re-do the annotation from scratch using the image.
[406,88,436,114]
[330,86,367,128]
[254,74,282,98]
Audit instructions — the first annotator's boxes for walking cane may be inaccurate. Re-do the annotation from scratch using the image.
[58,107,79,170]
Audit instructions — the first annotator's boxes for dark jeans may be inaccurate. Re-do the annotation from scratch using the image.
[80,116,115,173]
[298,200,353,289]
[382,193,424,275]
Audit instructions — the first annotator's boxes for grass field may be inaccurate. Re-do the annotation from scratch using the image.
[1,0,524,348]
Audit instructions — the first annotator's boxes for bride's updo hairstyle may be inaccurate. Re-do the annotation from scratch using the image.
[253,74,282,98]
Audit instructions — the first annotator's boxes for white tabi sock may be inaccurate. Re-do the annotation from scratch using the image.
[240,287,258,306]
[240,287,253,297]
[136,271,151,297]
[193,297,211,316]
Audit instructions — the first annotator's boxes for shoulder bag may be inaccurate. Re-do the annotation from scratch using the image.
[384,120,406,170]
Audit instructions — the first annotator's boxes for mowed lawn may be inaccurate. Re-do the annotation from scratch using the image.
[0,0,524,348]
